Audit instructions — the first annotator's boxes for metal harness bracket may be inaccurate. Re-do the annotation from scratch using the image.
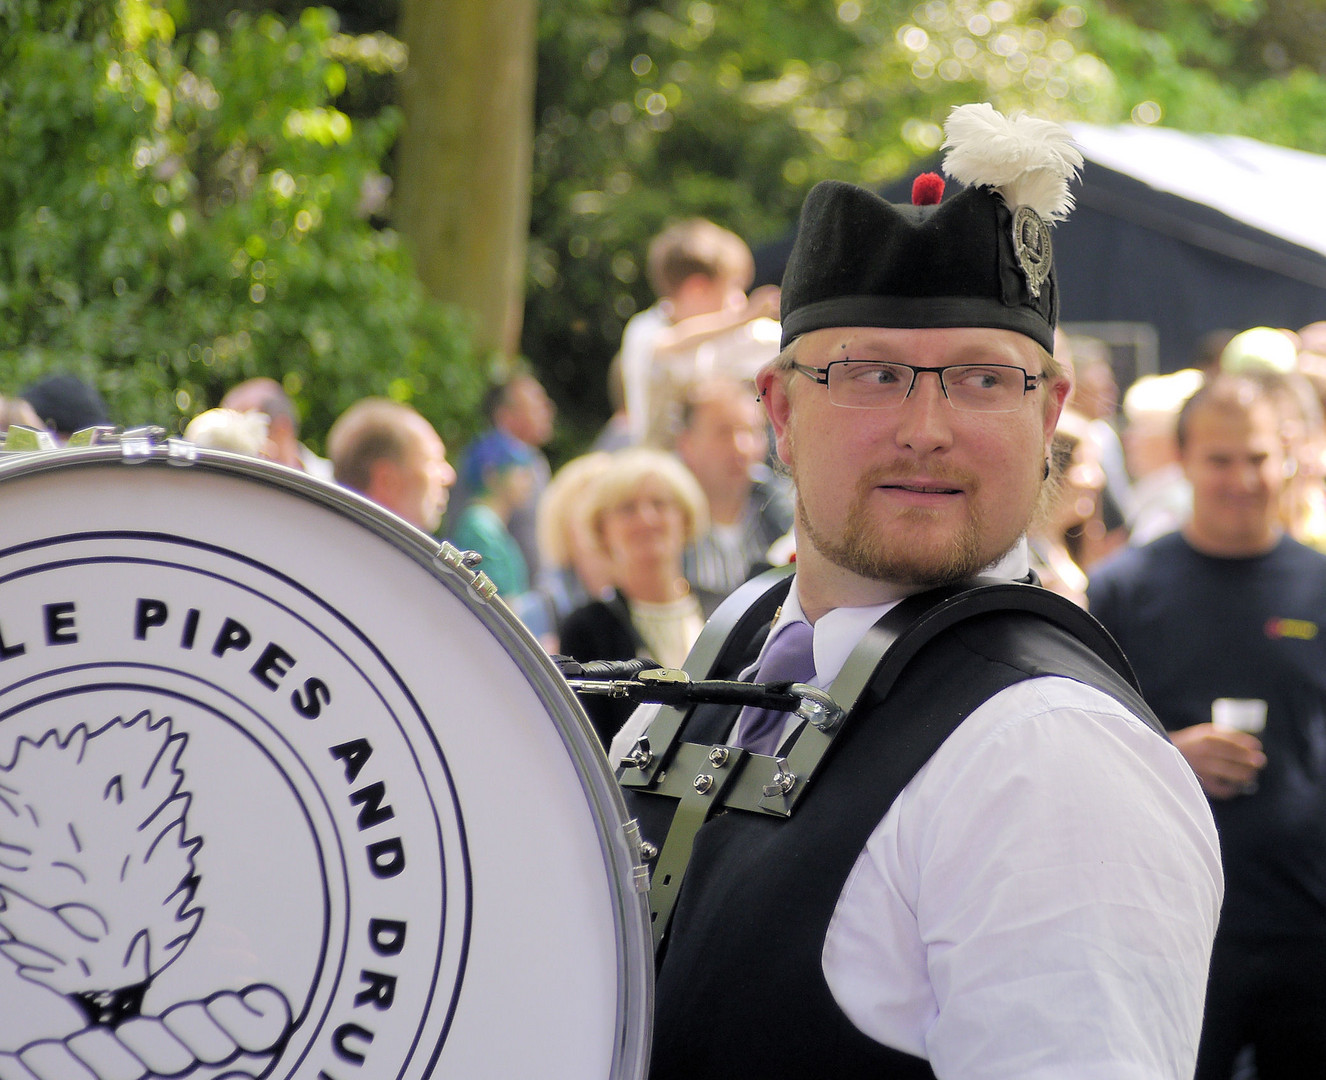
[618,567,1140,953]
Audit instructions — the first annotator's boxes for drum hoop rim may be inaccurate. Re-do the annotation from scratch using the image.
[0,444,654,1077]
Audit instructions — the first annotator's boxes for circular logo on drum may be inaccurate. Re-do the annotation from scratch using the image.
[0,531,470,1080]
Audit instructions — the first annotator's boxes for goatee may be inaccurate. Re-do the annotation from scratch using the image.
[794,462,988,588]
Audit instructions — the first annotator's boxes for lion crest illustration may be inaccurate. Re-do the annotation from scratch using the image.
[0,711,292,1079]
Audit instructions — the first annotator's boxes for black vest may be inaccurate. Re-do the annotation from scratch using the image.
[631,608,1158,1080]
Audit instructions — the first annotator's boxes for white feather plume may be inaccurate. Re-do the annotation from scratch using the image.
[942,103,1083,222]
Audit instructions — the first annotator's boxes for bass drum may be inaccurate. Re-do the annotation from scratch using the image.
[0,441,651,1080]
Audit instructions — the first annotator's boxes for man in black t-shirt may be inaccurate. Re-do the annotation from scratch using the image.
[1090,374,1326,1080]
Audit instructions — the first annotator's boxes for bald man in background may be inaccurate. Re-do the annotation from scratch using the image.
[327,398,456,533]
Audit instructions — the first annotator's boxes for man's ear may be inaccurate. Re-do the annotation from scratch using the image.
[755,366,794,467]
[366,457,403,509]
[1043,375,1072,443]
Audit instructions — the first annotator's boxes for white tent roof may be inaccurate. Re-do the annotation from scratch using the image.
[1068,122,1326,258]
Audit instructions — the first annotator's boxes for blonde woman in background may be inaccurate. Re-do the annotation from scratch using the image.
[558,447,721,749]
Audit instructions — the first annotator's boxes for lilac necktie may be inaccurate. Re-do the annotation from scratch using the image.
[735,620,816,756]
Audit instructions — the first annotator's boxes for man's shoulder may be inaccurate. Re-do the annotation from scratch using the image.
[450,501,499,540]
[620,303,671,343]
[562,593,622,628]
[954,606,1143,703]
[1089,530,1185,587]
[1273,533,1326,572]
[1096,532,1326,585]
[841,595,1153,729]
[558,593,636,658]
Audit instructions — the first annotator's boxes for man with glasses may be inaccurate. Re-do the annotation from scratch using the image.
[612,105,1221,1079]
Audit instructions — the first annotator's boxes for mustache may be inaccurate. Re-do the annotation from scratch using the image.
[856,465,980,493]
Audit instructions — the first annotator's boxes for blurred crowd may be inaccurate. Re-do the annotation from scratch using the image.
[5,221,1326,761]
[1033,320,1326,606]
[8,217,1326,1074]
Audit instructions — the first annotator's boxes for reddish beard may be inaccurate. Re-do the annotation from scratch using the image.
[794,462,991,587]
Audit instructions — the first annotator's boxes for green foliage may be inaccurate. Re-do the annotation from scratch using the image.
[0,0,485,450]
[523,0,1326,442]
[524,0,1116,433]
[1078,0,1326,149]
[8,0,1326,453]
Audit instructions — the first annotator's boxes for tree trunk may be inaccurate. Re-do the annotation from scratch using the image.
[395,0,536,358]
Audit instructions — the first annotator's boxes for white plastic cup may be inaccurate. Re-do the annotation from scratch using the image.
[1211,697,1268,734]
[1211,697,1267,794]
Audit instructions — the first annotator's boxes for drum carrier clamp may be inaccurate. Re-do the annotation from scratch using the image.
[563,564,1139,953]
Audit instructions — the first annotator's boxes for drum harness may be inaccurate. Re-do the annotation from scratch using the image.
[5,430,1137,959]
[562,564,1140,953]
[5,429,1141,971]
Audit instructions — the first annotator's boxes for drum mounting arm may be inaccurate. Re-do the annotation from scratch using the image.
[556,656,845,732]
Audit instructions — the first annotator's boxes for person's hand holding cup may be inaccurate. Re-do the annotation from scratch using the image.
[1169,699,1268,800]
[1208,698,1268,796]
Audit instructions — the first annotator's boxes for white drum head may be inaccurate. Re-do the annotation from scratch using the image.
[0,444,650,1079]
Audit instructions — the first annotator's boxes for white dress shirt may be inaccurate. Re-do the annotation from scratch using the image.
[618,303,672,444]
[610,540,1224,1079]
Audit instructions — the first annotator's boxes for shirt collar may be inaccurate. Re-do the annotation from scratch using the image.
[764,536,1031,687]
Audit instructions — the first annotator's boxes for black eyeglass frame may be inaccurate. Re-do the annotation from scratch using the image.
[790,360,1045,411]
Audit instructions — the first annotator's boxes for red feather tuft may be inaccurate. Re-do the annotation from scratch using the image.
[911,172,945,206]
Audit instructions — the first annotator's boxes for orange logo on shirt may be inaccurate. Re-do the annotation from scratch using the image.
[1265,617,1318,640]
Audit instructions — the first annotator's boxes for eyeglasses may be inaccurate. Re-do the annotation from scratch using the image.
[792,359,1045,413]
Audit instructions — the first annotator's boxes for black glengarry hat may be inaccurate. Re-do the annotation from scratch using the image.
[779,104,1082,353]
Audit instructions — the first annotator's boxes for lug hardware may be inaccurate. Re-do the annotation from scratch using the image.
[762,761,798,798]
[620,740,654,770]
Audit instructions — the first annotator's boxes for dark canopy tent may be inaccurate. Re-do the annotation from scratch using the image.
[753,124,1326,383]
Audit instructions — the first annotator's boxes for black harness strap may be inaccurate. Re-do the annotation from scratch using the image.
[618,570,1151,953]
